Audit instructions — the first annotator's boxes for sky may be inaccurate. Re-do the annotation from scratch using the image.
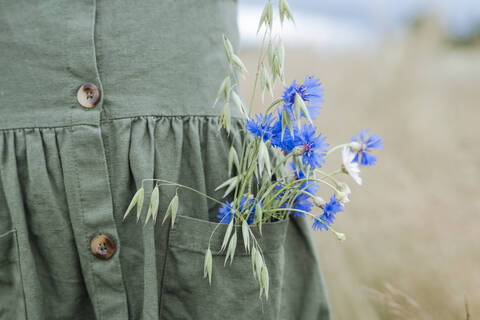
[238,0,480,49]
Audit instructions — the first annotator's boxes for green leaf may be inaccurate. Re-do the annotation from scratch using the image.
[260,64,273,101]
[213,76,230,107]
[215,176,238,192]
[152,186,161,223]
[293,93,302,121]
[281,108,293,141]
[162,192,179,227]
[260,64,267,101]
[231,54,248,75]
[267,39,275,68]
[273,39,285,83]
[228,145,240,176]
[279,0,295,25]
[256,204,263,235]
[136,187,144,222]
[246,140,257,168]
[145,184,159,225]
[257,141,266,176]
[258,141,272,178]
[295,92,313,123]
[261,265,270,300]
[241,219,250,253]
[223,34,234,62]
[123,187,143,220]
[214,176,238,198]
[251,246,257,278]
[255,249,263,282]
[221,219,234,252]
[257,0,273,33]
[170,192,179,227]
[203,246,213,285]
[277,39,285,70]
[279,0,286,24]
[281,108,287,141]
[272,54,280,84]
[231,91,248,118]
[219,102,231,134]
[224,231,237,266]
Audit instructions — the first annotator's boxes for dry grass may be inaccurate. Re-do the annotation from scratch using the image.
[240,23,480,319]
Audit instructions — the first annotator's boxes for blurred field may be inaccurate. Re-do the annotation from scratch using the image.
[240,22,480,319]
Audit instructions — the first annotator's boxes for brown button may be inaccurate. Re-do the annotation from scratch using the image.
[90,234,116,260]
[77,83,100,109]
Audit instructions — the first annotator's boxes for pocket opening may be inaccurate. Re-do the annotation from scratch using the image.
[0,229,17,265]
[168,214,289,254]
[0,228,27,319]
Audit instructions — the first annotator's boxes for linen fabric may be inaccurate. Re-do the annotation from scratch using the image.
[0,0,331,319]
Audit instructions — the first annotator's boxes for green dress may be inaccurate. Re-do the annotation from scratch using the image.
[0,0,331,319]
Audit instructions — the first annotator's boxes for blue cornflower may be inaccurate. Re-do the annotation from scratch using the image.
[277,189,315,217]
[246,113,275,141]
[290,194,313,217]
[217,200,236,223]
[281,76,324,120]
[312,194,343,231]
[294,124,328,169]
[217,195,260,225]
[324,194,344,216]
[350,129,384,166]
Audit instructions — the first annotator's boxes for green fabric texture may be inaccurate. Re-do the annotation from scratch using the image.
[0,0,331,319]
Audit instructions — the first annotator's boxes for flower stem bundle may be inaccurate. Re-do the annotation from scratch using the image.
[123,0,384,303]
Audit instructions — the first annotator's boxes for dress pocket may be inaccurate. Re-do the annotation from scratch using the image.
[0,230,27,320]
[160,214,289,320]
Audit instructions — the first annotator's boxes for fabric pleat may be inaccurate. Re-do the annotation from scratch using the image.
[0,128,94,319]
[0,115,243,319]
[0,115,331,320]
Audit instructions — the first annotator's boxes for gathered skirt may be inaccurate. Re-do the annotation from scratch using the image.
[0,116,330,319]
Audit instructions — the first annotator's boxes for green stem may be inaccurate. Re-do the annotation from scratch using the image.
[264,208,330,229]
[248,29,269,115]
[256,152,294,200]
[262,176,338,209]
[262,98,283,118]
[314,168,342,186]
[326,143,349,156]
[141,179,224,206]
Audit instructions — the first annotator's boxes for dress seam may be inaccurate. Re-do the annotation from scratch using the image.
[0,115,244,132]
[101,114,244,122]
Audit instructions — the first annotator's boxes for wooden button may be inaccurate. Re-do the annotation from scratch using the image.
[90,234,116,260]
[77,83,100,109]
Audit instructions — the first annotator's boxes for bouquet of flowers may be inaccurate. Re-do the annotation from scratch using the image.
[123,0,383,302]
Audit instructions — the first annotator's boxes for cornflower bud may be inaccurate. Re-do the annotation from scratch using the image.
[336,192,348,204]
[313,196,326,207]
[332,230,346,241]
[336,182,351,204]
[291,145,305,156]
[349,141,362,152]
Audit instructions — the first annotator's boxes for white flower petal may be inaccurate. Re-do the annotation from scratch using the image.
[342,147,362,186]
